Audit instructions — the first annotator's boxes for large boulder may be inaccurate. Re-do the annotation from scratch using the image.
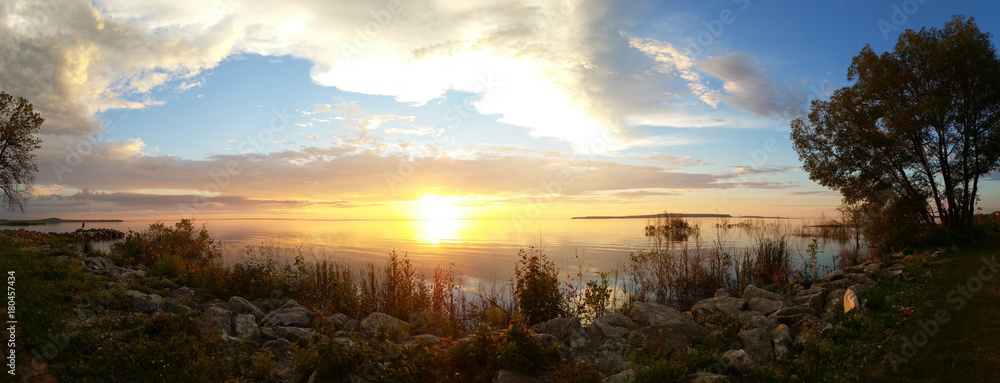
[590,313,634,339]
[234,314,258,339]
[200,307,234,337]
[227,296,265,321]
[531,316,586,346]
[605,369,636,383]
[771,324,793,362]
[572,336,630,369]
[747,297,784,315]
[690,297,745,322]
[274,326,311,343]
[743,285,783,301]
[262,300,312,328]
[360,312,410,340]
[329,313,362,332]
[737,328,774,367]
[629,302,710,340]
[721,349,757,372]
[127,290,164,313]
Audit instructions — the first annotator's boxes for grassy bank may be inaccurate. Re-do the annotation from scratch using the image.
[1,219,996,381]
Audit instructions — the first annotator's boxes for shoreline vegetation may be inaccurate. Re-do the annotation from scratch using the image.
[3,216,998,382]
[0,217,124,226]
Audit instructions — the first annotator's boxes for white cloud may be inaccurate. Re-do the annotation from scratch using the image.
[699,52,808,120]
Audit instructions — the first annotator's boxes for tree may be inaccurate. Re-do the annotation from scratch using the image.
[0,92,43,213]
[791,16,1000,242]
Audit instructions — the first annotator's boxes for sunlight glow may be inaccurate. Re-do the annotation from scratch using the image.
[417,194,460,221]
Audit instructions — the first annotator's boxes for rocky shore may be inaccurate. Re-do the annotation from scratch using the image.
[2,228,125,241]
[64,252,914,383]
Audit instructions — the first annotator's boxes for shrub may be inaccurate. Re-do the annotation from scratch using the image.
[109,219,221,269]
[514,246,564,326]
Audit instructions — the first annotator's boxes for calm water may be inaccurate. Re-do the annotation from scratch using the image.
[11,217,852,283]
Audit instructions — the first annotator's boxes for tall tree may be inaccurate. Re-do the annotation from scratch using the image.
[792,16,1000,235]
[0,92,43,213]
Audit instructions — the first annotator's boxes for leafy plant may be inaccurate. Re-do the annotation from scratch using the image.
[514,246,564,326]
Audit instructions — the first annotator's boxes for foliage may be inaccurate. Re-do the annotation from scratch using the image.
[513,246,564,326]
[0,91,43,213]
[110,219,222,270]
[791,15,1000,248]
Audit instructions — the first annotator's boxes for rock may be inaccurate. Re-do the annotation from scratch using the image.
[888,269,905,278]
[774,305,817,325]
[406,334,440,346]
[843,288,860,313]
[771,324,793,362]
[495,369,543,383]
[690,297,745,322]
[797,285,827,297]
[572,336,630,369]
[260,327,278,342]
[793,292,824,312]
[127,290,164,313]
[721,349,758,372]
[200,307,233,337]
[234,314,258,339]
[591,313,634,338]
[262,337,293,360]
[329,313,362,332]
[166,302,193,316]
[743,285,784,301]
[629,302,710,341]
[822,289,846,322]
[790,316,828,345]
[167,286,195,298]
[739,311,778,331]
[864,263,882,276]
[227,296,265,321]
[263,338,301,383]
[252,298,287,313]
[604,369,636,383]
[262,301,312,328]
[747,297,785,315]
[714,288,731,298]
[360,312,410,339]
[687,371,736,382]
[532,316,587,347]
[821,269,844,281]
[531,333,560,349]
[274,326,311,343]
[737,327,775,367]
[221,335,243,348]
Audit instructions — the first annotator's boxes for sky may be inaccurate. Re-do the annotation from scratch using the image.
[1,0,999,221]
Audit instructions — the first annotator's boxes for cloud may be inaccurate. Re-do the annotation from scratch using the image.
[699,52,808,120]
[305,135,319,141]
[640,153,713,167]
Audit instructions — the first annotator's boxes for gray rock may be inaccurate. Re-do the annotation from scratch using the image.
[531,316,586,343]
[127,290,164,313]
[793,292,824,312]
[263,338,301,383]
[221,335,243,348]
[687,372,735,383]
[274,326,311,343]
[737,327,775,367]
[739,311,778,331]
[714,288,731,298]
[743,285,783,301]
[166,302,193,316]
[572,336,630,369]
[252,298,287,313]
[495,369,542,383]
[260,327,278,342]
[167,286,195,298]
[329,313,361,332]
[262,301,312,328]
[235,314,258,339]
[531,333,560,349]
[360,312,410,339]
[227,296,265,321]
[822,289,846,321]
[821,269,844,281]
[690,297,745,322]
[591,313,634,338]
[747,297,784,315]
[629,302,710,341]
[604,369,636,383]
[721,349,757,372]
[262,338,293,360]
[771,324,792,362]
[200,307,234,336]
[864,263,882,276]
[774,304,818,325]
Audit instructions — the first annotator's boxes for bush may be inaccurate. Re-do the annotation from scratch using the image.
[109,219,221,269]
[514,246,564,326]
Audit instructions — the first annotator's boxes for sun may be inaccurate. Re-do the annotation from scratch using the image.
[417,194,460,221]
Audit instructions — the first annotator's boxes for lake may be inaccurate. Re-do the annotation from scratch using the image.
[11,217,856,284]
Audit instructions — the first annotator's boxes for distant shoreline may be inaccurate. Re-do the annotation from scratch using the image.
[571,213,793,220]
[0,218,124,226]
